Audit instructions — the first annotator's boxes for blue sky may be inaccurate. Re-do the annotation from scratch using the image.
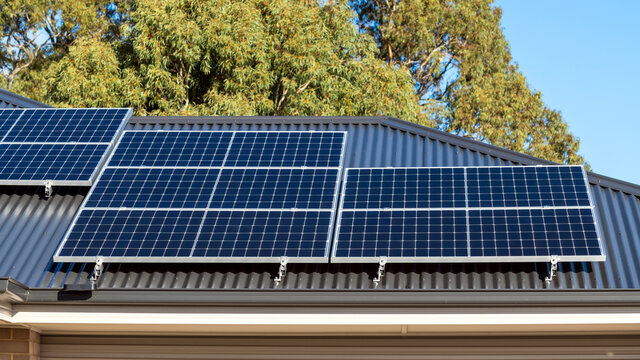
[495,1,640,185]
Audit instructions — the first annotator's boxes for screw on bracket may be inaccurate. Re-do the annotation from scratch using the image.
[373,257,387,287]
[274,257,288,285]
[90,256,104,290]
[544,256,560,287]
[44,180,53,199]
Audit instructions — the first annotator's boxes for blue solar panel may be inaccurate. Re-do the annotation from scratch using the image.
[0,143,108,181]
[210,168,339,209]
[341,168,466,209]
[466,166,590,208]
[333,166,604,263]
[84,168,220,208]
[335,210,468,258]
[55,130,347,263]
[58,209,205,258]
[468,208,600,257]
[4,108,129,143]
[108,131,233,167]
[0,109,23,136]
[194,210,332,258]
[0,108,131,185]
[225,132,344,167]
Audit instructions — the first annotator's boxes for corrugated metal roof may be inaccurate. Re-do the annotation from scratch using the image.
[0,88,51,108]
[0,117,639,291]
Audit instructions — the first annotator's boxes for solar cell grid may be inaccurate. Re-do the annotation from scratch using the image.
[0,109,23,137]
[466,166,590,208]
[333,165,604,263]
[0,143,108,181]
[341,168,466,209]
[225,132,344,167]
[108,131,233,167]
[335,210,468,258]
[4,108,129,143]
[210,168,339,209]
[468,208,600,257]
[195,210,332,258]
[58,209,205,258]
[55,130,347,263]
[84,168,220,208]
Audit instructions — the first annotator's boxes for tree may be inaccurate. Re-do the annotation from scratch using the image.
[351,0,585,164]
[12,0,426,122]
[0,0,128,87]
[7,0,585,164]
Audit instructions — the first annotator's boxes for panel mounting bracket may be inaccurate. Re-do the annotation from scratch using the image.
[89,256,104,290]
[544,255,560,287]
[373,257,387,287]
[44,180,53,199]
[274,257,288,285]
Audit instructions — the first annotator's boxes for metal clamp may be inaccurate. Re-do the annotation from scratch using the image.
[274,257,288,285]
[90,256,104,290]
[44,180,53,199]
[373,257,387,287]
[544,255,560,287]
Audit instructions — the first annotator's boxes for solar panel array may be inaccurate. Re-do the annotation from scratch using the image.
[54,131,346,263]
[333,166,604,263]
[0,108,132,185]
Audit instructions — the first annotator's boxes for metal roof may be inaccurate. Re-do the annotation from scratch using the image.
[0,88,51,108]
[0,115,636,293]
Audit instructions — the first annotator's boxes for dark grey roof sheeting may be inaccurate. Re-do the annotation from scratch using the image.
[0,88,51,108]
[0,117,639,290]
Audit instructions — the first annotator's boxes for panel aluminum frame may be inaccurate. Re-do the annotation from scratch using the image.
[331,165,607,264]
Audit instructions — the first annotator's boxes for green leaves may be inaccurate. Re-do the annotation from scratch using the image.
[5,0,585,165]
[353,0,585,165]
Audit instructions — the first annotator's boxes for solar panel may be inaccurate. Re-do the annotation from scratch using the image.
[0,108,132,185]
[335,210,468,258]
[0,143,108,183]
[4,108,130,143]
[466,166,590,208]
[54,130,347,263]
[84,168,221,208]
[468,208,600,257]
[194,210,332,259]
[225,132,344,167]
[341,168,466,209]
[0,109,22,135]
[108,131,233,167]
[57,209,205,258]
[210,168,339,209]
[332,166,605,263]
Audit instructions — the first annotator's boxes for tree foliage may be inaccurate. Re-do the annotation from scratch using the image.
[351,0,584,164]
[4,0,585,164]
[11,0,426,122]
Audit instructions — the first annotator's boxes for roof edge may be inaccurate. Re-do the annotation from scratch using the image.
[0,88,51,108]
[19,288,640,307]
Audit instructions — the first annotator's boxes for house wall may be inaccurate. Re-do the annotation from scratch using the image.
[0,327,40,360]
[40,334,640,359]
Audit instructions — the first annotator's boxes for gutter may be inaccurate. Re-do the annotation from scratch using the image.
[5,278,640,307]
[14,287,640,308]
[0,278,28,303]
